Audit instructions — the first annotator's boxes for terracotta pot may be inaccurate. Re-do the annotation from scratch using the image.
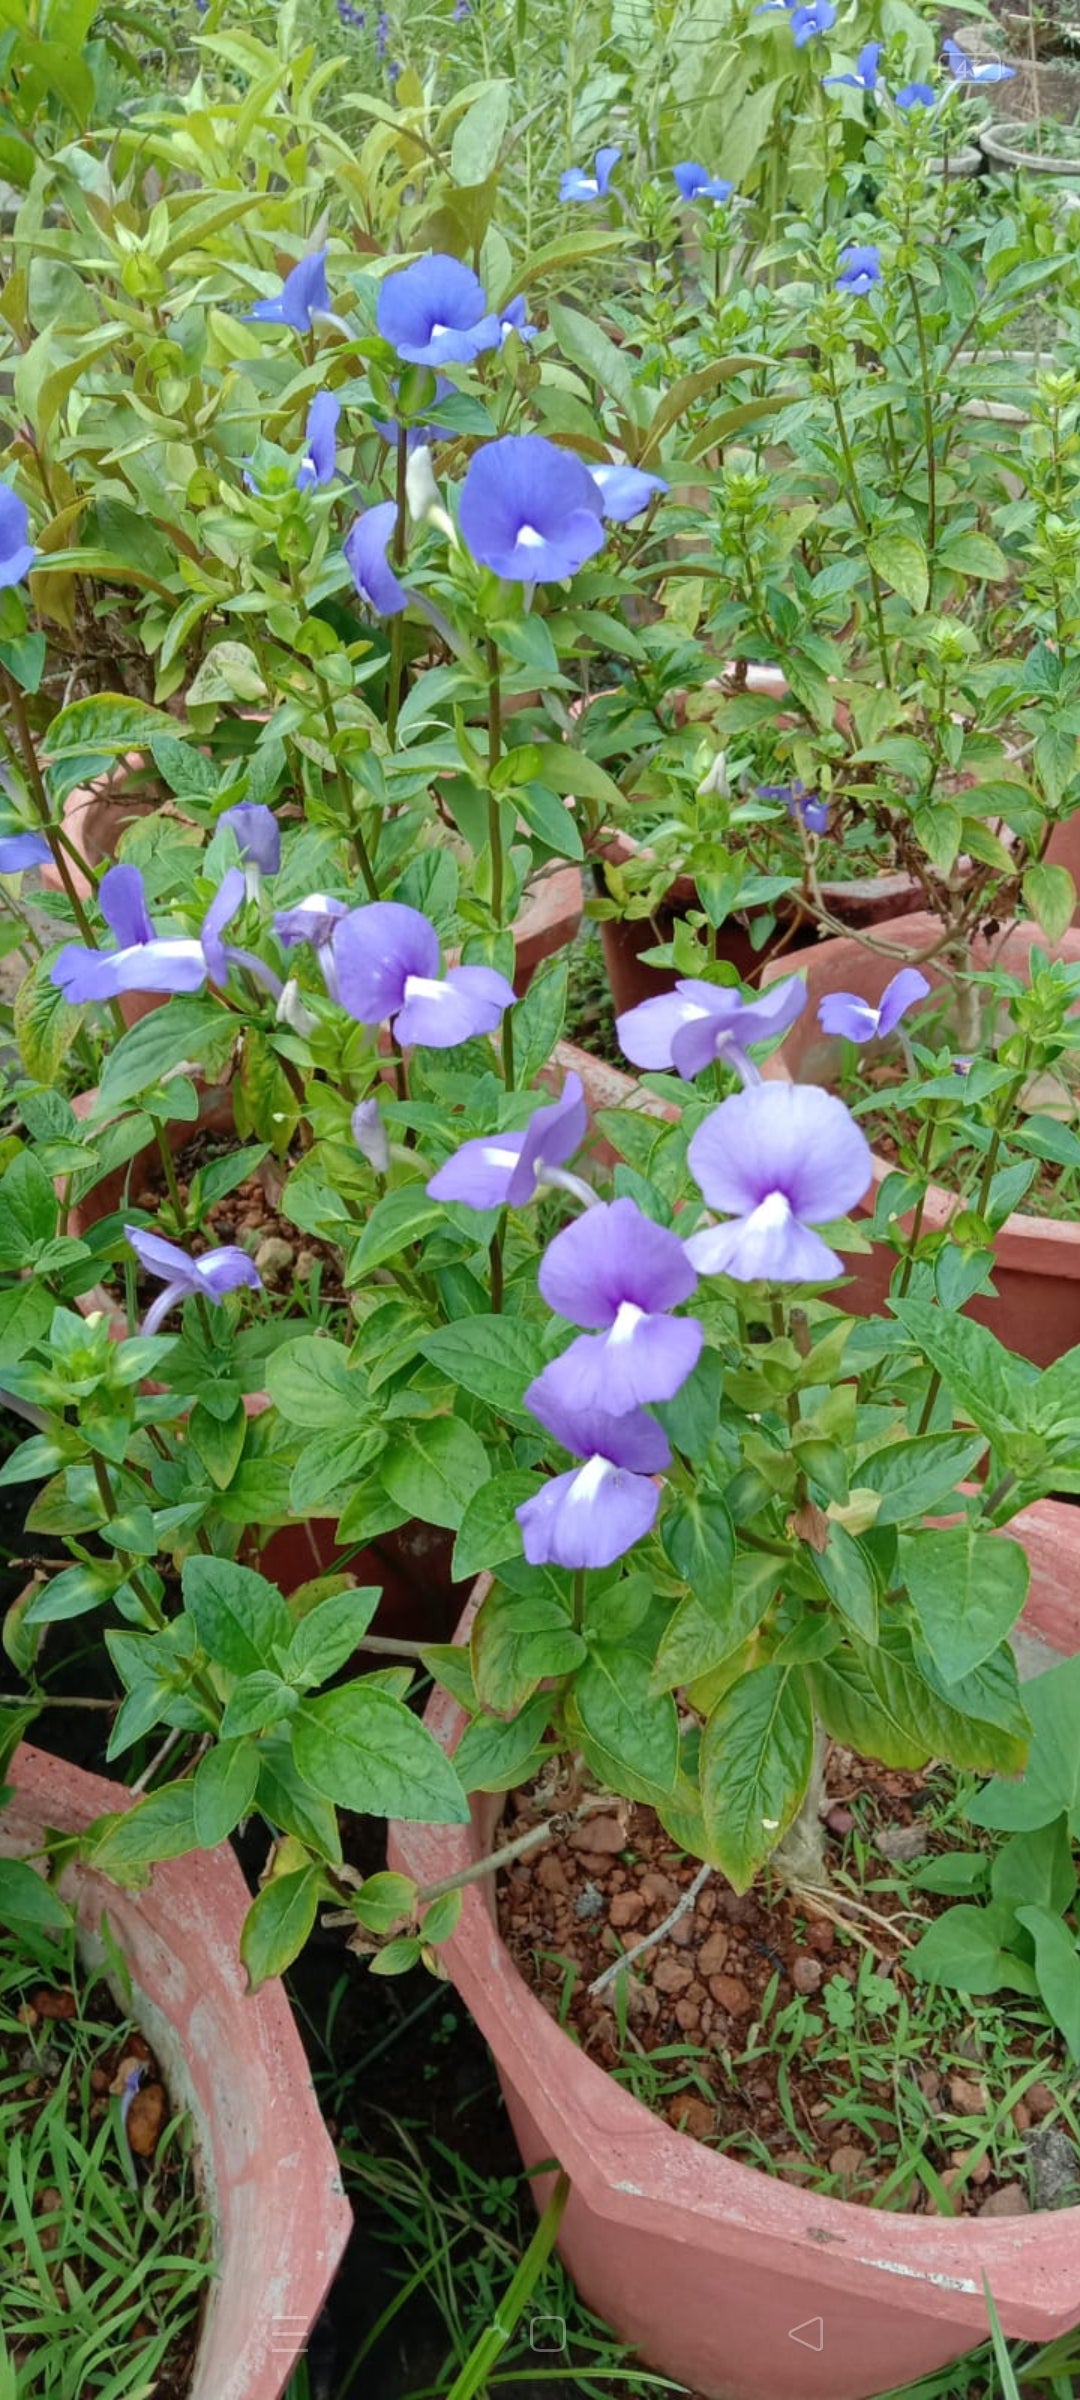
[1043,810,1080,920]
[512,863,583,993]
[40,759,159,904]
[3,1741,351,2400]
[759,913,1080,1368]
[389,1516,1080,2400]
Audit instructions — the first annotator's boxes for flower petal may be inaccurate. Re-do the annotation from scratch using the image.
[688,1082,872,1224]
[220,803,281,875]
[428,1131,527,1207]
[517,1459,659,1570]
[686,1201,844,1282]
[538,1194,696,1327]
[124,1223,197,1286]
[195,1246,263,1300]
[99,864,154,951]
[332,900,440,1024]
[345,500,408,616]
[531,1309,704,1416]
[876,967,931,1038]
[201,867,246,983]
[507,1071,587,1204]
[525,1379,672,1471]
[459,435,605,583]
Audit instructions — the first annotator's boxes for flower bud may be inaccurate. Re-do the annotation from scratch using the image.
[352,1096,390,1173]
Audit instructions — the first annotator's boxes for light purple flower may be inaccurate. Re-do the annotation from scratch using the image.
[244,250,330,331]
[125,1224,262,1336]
[672,161,734,203]
[220,803,281,875]
[332,900,515,1047]
[275,891,350,1000]
[517,1386,669,1570]
[559,146,621,203]
[352,1096,390,1173]
[500,293,537,343]
[792,0,836,43]
[823,40,882,88]
[296,389,340,489]
[942,36,1015,80]
[686,1083,872,1283]
[345,501,407,616]
[459,435,605,583]
[0,830,50,871]
[51,863,281,1006]
[427,1072,588,1209]
[894,80,936,107]
[758,779,829,836]
[0,486,35,588]
[377,255,501,368]
[817,966,930,1044]
[529,1196,703,1418]
[836,244,881,295]
[617,973,806,1085]
[589,463,668,522]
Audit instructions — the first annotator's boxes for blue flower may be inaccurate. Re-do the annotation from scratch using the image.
[588,463,668,522]
[51,865,282,1006]
[345,501,407,616]
[0,486,35,588]
[125,1225,262,1336]
[818,967,930,1044]
[220,803,280,875]
[296,389,340,489]
[559,146,621,203]
[376,7,390,52]
[377,254,501,368]
[791,0,837,46]
[894,79,936,107]
[0,830,50,872]
[499,292,538,344]
[836,243,881,295]
[244,249,330,332]
[453,0,470,17]
[459,435,605,582]
[942,36,1015,80]
[822,40,882,88]
[758,779,829,835]
[672,160,734,203]
[337,0,365,21]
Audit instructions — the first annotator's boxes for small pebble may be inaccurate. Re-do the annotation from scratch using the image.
[570,1816,624,1854]
[791,1954,823,1995]
[828,2144,867,2183]
[608,1892,645,1930]
[31,1988,76,2021]
[653,1956,694,1997]
[873,1823,929,1863]
[947,2075,986,2116]
[573,1881,604,1922]
[979,2184,1030,2218]
[698,1928,730,1978]
[667,2095,714,2142]
[708,1973,753,2016]
[254,1235,294,1284]
[125,2082,166,2157]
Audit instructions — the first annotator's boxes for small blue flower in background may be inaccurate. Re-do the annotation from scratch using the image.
[275,892,350,1001]
[333,899,515,1047]
[428,1072,588,1210]
[560,145,621,203]
[518,1386,671,1570]
[588,463,668,522]
[459,434,606,582]
[220,802,281,876]
[894,79,937,107]
[791,0,837,46]
[835,243,881,295]
[499,292,538,344]
[822,40,882,89]
[376,7,390,53]
[686,1083,873,1283]
[942,35,1015,80]
[672,161,734,204]
[51,863,282,1006]
[0,831,50,872]
[244,249,330,332]
[125,1225,262,1336]
[337,0,365,22]
[296,389,340,489]
[0,486,36,588]
[618,973,806,1084]
[818,966,930,1044]
[345,501,408,617]
[377,254,501,367]
[758,778,829,835]
[453,0,470,18]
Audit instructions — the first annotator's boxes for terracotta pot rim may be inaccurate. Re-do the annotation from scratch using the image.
[391,1513,1080,2331]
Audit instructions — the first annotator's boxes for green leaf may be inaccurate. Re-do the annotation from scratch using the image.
[967,1654,1080,1837]
[352,1870,416,1934]
[420,1316,545,1423]
[937,530,1008,583]
[700,1664,815,1892]
[193,1738,260,1848]
[812,1631,1028,1778]
[380,1414,491,1531]
[901,1525,1028,1683]
[94,998,232,1116]
[1016,1905,1080,2059]
[25,1563,118,1624]
[908,1899,1038,1996]
[14,955,85,1085]
[452,1691,553,1793]
[0,1281,52,1369]
[188,1401,247,1493]
[350,1185,444,1272]
[990,1821,1077,1917]
[661,1490,735,1600]
[547,302,638,421]
[420,1888,463,1946]
[867,531,929,613]
[240,1867,321,1990]
[857,1432,987,1526]
[511,960,569,1090]
[471,1576,585,1712]
[450,78,510,181]
[0,1152,56,1263]
[812,1525,878,1642]
[569,1645,679,1805]
[1023,863,1076,945]
[42,692,175,771]
[255,1739,342,1864]
[289,1425,385,1516]
[181,1555,293,1677]
[452,1471,534,1581]
[889,1299,1034,1445]
[284,1586,382,1687]
[220,1671,297,1738]
[651,1554,780,1692]
[0,1859,69,1930]
[265,1335,363,1428]
[86,1783,200,1883]
[186,641,267,708]
[293,1680,469,1822]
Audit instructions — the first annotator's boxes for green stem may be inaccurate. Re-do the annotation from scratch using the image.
[486,637,505,926]
[0,666,99,943]
[906,271,937,554]
[442,2174,571,2400]
[823,366,892,689]
[386,424,410,750]
[489,1212,505,1315]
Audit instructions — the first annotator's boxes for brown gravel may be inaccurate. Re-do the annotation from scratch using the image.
[125,1129,346,1309]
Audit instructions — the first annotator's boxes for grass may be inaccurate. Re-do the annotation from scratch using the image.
[0,1915,212,2399]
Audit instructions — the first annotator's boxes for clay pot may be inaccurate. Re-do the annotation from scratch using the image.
[979,119,1080,172]
[759,913,1080,1369]
[389,1515,1080,2400]
[3,1741,351,2400]
[40,759,160,904]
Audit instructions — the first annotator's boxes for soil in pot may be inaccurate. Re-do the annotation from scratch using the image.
[118,1125,349,1325]
[497,1763,1079,2222]
[1,1926,212,2397]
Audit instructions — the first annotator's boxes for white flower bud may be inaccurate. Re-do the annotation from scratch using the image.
[405,444,442,524]
[697,750,729,799]
[275,978,317,1038]
[352,1096,390,1174]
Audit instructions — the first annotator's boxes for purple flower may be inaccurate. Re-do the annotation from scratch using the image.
[817,966,930,1045]
[352,1096,390,1173]
[459,435,605,583]
[376,7,390,52]
[895,80,936,106]
[296,389,340,489]
[377,255,501,368]
[275,891,350,1000]
[836,244,881,295]
[427,1072,588,1209]
[337,0,365,22]
[559,146,621,203]
[686,1083,872,1283]
[528,1197,703,1418]
[588,463,668,522]
[120,2063,144,2134]
[51,864,281,1006]
[220,803,280,875]
[345,501,407,616]
[791,0,837,44]
[758,779,828,836]
[0,830,50,871]
[617,973,806,1084]
[672,161,734,203]
[499,292,538,344]
[244,249,330,332]
[332,900,515,1047]
[517,1386,669,1570]
[822,40,882,88]
[942,36,1014,80]
[453,0,470,17]
[124,1224,262,1336]
[0,486,35,588]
